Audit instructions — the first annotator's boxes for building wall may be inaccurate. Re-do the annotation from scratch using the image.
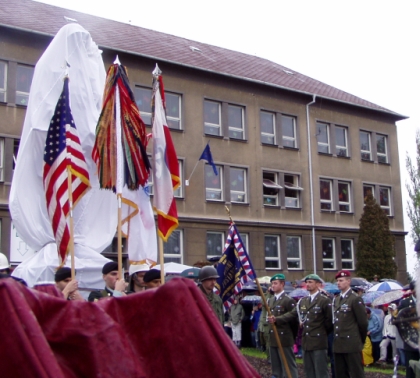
[0,29,407,283]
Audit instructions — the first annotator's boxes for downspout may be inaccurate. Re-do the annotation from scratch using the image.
[306,95,317,273]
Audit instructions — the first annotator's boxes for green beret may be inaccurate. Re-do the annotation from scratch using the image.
[305,274,322,282]
[270,273,286,282]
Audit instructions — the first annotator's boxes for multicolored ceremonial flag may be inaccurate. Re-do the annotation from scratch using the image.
[216,223,257,310]
[92,62,151,193]
[199,142,218,176]
[43,77,90,264]
[151,65,180,241]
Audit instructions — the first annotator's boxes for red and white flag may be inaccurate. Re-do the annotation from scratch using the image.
[43,77,90,264]
[151,65,180,241]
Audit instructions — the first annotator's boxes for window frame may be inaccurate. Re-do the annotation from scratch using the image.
[379,186,391,215]
[286,236,302,270]
[163,229,183,263]
[341,239,354,270]
[316,122,330,154]
[15,64,34,107]
[376,133,388,164]
[134,86,152,126]
[263,171,281,206]
[362,182,393,216]
[322,238,336,270]
[264,234,281,270]
[320,179,333,211]
[165,91,182,130]
[284,173,302,208]
[204,100,222,136]
[338,181,352,213]
[260,110,276,145]
[281,114,297,149]
[230,166,248,204]
[173,160,184,198]
[205,164,223,202]
[206,231,225,259]
[335,125,348,157]
[228,104,245,140]
[0,60,6,103]
[0,138,4,182]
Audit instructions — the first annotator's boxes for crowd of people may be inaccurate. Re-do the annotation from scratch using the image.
[1,251,419,377]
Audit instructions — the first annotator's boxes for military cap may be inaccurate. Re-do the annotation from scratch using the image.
[102,261,118,275]
[270,273,286,282]
[143,269,161,283]
[305,273,322,282]
[335,270,351,279]
[54,267,72,282]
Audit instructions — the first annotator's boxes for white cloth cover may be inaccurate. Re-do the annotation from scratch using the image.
[10,23,118,289]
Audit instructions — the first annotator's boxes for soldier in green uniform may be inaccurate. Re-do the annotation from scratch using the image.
[298,274,332,378]
[88,261,127,302]
[333,270,368,378]
[268,273,299,378]
[198,266,224,325]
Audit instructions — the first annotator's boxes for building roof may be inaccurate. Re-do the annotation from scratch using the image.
[0,0,405,119]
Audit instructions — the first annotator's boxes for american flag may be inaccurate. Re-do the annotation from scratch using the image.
[215,223,257,310]
[43,78,90,264]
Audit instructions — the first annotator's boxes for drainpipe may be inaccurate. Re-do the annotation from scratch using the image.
[306,95,317,273]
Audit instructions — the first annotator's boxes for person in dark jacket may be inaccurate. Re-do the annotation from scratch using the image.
[333,270,368,378]
[88,261,126,302]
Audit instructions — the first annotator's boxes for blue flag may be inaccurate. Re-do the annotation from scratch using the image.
[215,223,257,310]
[199,143,218,176]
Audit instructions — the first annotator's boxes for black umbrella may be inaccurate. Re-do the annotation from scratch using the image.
[350,277,371,288]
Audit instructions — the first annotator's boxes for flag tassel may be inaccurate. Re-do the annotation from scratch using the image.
[224,206,292,378]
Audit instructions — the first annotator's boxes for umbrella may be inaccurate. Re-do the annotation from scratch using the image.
[368,282,403,292]
[258,276,272,284]
[350,277,371,288]
[372,290,404,306]
[380,278,403,286]
[242,282,258,292]
[242,295,262,303]
[362,291,385,305]
[324,282,340,294]
[289,288,309,298]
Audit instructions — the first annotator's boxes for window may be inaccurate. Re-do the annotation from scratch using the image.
[363,183,392,215]
[341,239,354,270]
[263,171,281,206]
[379,186,391,215]
[360,131,372,160]
[174,160,183,198]
[13,139,19,171]
[228,104,244,140]
[322,238,335,270]
[260,111,276,145]
[335,126,348,157]
[166,92,182,129]
[376,134,388,163]
[134,86,152,125]
[317,122,330,153]
[16,64,34,106]
[230,167,247,203]
[0,138,4,181]
[207,231,224,259]
[338,181,351,212]
[320,179,333,210]
[0,61,6,102]
[205,164,223,201]
[204,100,221,136]
[265,235,280,269]
[287,236,301,269]
[282,115,296,148]
[163,230,183,263]
[284,174,302,208]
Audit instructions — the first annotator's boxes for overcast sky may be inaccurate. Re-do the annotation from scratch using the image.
[36,0,420,275]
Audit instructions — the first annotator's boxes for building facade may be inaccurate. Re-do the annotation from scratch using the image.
[0,0,407,282]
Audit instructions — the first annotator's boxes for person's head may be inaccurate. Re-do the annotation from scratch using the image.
[233,297,239,305]
[366,307,371,319]
[0,253,10,275]
[373,275,379,282]
[199,266,219,293]
[304,274,322,294]
[270,274,286,294]
[335,270,351,292]
[102,261,119,290]
[143,269,161,289]
[54,267,72,292]
[129,264,150,289]
[388,303,397,313]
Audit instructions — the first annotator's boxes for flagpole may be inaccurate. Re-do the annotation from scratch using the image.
[117,194,123,279]
[67,166,75,279]
[159,237,165,284]
[185,159,200,186]
[225,206,292,378]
